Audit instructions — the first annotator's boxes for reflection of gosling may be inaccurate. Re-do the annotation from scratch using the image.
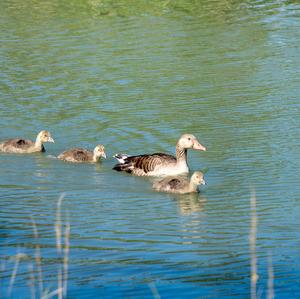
[153,171,205,194]
[0,130,54,153]
[58,145,106,163]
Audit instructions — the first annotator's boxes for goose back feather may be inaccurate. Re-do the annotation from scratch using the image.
[113,134,206,176]
[113,153,176,176]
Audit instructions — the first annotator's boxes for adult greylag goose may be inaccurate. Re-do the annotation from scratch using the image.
[153,171,205,194]
[58,145,106,163]
[0,130,54,153]
[113,134,206,176]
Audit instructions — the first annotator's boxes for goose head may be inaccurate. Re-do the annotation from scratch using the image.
[191,171,206,186]
[37,130,54,143]
[93,144,106,160]
[178,134,206,151]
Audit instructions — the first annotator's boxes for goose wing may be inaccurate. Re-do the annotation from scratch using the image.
[73,149,92,162]
[113,152,176,175]
[153,177,183,192]
[167,178,184,189]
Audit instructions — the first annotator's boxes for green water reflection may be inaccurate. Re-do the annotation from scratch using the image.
[1,0,300,298]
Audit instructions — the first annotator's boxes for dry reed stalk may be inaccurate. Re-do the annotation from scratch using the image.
[250,190,258,299]
[63,219,70,297]
[41,287,64,299]
[55,193,70,298]
[267,251,274,299]
[28,263,36,299]
[7,252,27,297]
[149,282,161,299]
[55,194,65,254]
[7,253,20,297]
[31,216,44,296]
[5,194,70,298]
[1,260,6,299]
[55,194,63,299]
[57,268,63,299]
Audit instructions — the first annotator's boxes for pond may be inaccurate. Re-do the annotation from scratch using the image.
[1,0,300,298]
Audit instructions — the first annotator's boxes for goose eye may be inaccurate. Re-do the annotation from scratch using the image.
[188,137,191,141]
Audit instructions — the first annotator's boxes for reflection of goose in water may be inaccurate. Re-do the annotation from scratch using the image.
[0,130,54,153]
[176,193,207,216]
[153,171,205,194]
[113,134,206,176]
[58,145,106,163]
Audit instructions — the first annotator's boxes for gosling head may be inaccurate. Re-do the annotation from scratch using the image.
[37,130,54,143]
[93,144,106,161]
[191,171,205,186]
[178,134,206,151]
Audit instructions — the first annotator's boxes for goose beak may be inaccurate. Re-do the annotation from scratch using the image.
[193,140,206,151]
[48,137,55,143]
[102,152,107,159]
[201,179,206,185]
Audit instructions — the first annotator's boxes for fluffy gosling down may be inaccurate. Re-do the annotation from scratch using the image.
[58,145,106,163]
[0,130,54,153]
[153,171,206,194]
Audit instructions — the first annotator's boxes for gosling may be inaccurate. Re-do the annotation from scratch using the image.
[0,130,54,153]
[58,145,106,163]
[153,171,205,194]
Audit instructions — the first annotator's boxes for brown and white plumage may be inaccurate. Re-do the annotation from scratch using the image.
[153,171,205,194]
[58,145,106,163]
[0,130,54,153]
[113,134,206,176]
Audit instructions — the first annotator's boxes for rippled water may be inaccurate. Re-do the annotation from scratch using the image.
[1,1,300,298]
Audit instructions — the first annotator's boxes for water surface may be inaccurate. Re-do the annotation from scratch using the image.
[1,1,300,298]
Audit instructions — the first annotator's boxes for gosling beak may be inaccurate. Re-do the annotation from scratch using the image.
[102,152,107,159]
[48,137,55,143]
[193,140,206,151]
[201,179,206,185]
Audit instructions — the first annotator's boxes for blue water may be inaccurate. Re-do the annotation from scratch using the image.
[1,1,300,298]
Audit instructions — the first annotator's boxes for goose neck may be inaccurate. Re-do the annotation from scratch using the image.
[189,180,198,192]
[175,144,187,163]
[34,137,43,150]
[93,154,99,163]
